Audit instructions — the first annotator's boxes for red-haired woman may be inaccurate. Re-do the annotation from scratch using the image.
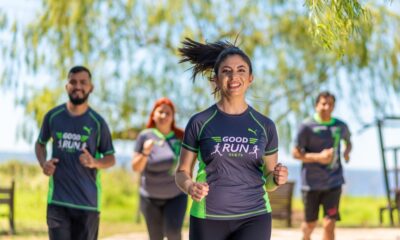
[131,97,187,240]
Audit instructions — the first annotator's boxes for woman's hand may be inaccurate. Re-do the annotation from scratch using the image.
[188,182,209,202]
[142,139,154,155]
[273,163,288,186]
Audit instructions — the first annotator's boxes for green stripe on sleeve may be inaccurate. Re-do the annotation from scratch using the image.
[264,148,278,155]
[103,150,115,155]
[182,143,198,152]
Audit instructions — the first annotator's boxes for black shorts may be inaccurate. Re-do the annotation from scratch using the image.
[47,204,100,240]
[302,186,342,222]
[189,213,271,240]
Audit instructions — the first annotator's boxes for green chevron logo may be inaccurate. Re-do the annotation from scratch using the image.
[249,138,258,144]
[56,132,63,139]
[211,136,222,143]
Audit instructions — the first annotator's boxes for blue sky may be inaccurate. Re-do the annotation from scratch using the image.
[0,0,399,171]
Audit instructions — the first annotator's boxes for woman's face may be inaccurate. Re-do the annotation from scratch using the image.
[152,104,174,129]
[216,54,253,98]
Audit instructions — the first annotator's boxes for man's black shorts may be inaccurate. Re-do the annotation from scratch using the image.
[47,204,99,240]
[302,186,342,222]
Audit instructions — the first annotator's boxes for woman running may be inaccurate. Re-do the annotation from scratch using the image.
[132,97,187,240]
[175,38,288,240]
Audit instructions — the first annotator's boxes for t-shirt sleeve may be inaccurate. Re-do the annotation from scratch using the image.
[295,123,308,152]
[264,120,279,155]
[134,132,146,153]
[182,116,200,153]
[342,123,351,144]
[37,112,51,144]
[98,120,115,155]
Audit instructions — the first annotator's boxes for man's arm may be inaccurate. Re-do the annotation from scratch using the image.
[292,124,333,164]
[95,154,116,169]
[343,123,352,163]
[343,141,352,163]
[79,148,115,169]
[292,147,334,164]
[35,141,59,176]
[35,141,47,168]
[88,119,116,169]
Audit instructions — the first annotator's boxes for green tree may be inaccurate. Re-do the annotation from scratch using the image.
[305,0,369,53]
[0,0,399,147]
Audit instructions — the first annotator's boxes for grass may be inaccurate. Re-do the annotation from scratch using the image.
[0,160,395,239]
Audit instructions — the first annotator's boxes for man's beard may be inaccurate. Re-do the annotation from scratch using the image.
[68,92,90,105]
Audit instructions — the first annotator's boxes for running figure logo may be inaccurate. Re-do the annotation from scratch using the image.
[249,145,259,158]
[211,143,223,156]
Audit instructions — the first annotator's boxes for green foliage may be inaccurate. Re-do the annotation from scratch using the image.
[0,10,7,29]
[305,0,369,54]
[22,87,63,142]
[0,0,399,147]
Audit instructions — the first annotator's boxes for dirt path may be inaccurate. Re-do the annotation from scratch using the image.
[103,228,400,240]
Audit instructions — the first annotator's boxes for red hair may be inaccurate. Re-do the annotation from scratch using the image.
[146,97,184,140]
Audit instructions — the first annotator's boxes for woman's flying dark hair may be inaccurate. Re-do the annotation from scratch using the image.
[178,38,252,82]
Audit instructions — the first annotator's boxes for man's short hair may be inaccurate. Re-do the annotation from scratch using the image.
[68,66,92,79]
[315,91,335,105]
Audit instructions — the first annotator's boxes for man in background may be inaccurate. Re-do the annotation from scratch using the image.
[292,91,352,240]
[35,66,115,240]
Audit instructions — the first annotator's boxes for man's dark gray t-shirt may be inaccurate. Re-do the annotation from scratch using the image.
[38,104,115,212]
[183,104,278,220]
[295,114,351,191]
[135,128,183,199]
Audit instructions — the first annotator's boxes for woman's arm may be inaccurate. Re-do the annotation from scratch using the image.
[263,152,288,192]
[131,139,154,172]
[175,148,209,202]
